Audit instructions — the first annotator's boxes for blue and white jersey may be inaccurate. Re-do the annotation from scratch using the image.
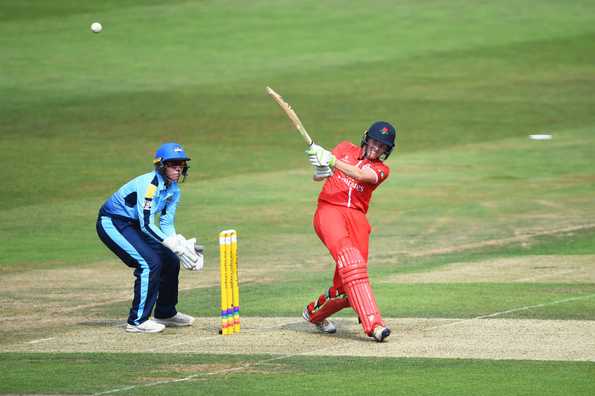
[99,171,180,242]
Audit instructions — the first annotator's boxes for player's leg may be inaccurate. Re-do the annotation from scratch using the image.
[303,286,350,333]
[336,244,389,341]
[153,247,194,327]
[314,206,389,341]
[344,208,371,261]
[301,205,351,332]
[154,246,179,319]
[341,208,390,341]
[96,216,164,332]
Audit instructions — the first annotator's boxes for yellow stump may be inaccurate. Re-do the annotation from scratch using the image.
[231,232,240,332]
[219,229,239,335]
[218,231,229,335]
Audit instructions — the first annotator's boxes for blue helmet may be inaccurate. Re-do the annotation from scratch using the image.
[360,121,397,160]
[153,142,191,181]
[153,142,191,164]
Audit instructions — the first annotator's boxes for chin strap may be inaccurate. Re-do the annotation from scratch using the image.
[358,145,368,160]
[156,162,189,184]
[359,143,389,161]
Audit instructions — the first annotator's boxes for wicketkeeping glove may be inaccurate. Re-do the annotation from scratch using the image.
[163,234,203,271]
[305,144,336,167]
[181,236,204,271]
[163,234,184,255]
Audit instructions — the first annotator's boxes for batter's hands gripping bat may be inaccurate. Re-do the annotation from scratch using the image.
[266,86,314,146]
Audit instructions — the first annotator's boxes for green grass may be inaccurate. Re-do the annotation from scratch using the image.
[1,353,594,395]
[1,0,594,394]
[373,228,595,278]
[95,281,595,321]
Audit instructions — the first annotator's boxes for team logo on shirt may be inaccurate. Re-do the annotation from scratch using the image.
[143,198,152,210]
[337,174,365,192]
[379,170,385,179]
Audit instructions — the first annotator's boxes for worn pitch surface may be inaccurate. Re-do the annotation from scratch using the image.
[4,316,594,362]
[2,254,594,362]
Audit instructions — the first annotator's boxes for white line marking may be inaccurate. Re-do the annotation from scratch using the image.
[92,320,340,396]
[9,224,593,329]
[423,293,595,331]
[93,293,595,394]
[27,337,55,344]
[145,320,300,353]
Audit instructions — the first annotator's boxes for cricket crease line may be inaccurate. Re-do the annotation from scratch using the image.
[93,320,336,396]
[4,285,215,325]
[75,293,595,396]
[422,293,595,331]
[27,337,55,344]
[146,320,304,353]
[11,223,593,326]
[144,332,223,353]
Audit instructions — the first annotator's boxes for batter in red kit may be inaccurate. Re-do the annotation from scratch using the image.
[303,121,396,342]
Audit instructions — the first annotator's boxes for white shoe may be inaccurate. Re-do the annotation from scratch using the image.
[303,308,336,334]
[315,319,337,334]
[372,325,391,342]
[126,319,165,333]
[153,312,195,327]
[302,307,311,322]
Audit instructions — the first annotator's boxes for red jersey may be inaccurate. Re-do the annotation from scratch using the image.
[317,141,390,213]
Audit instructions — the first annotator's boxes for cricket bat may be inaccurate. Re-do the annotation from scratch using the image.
[266,86,314,146]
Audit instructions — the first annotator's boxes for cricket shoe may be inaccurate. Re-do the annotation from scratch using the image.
[302,308,336,334]
[126,319,165,334]
[372,325,391,342]
[315,319,337,334]
[154,312,195,327]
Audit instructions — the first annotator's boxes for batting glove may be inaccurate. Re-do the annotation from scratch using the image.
[305,144,336,167]
[314,165,333,178]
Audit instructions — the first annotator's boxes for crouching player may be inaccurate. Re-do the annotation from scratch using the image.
[96,142,203,333]
[303,121,396,342]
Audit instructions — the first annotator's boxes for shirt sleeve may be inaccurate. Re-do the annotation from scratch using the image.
[331,141,350,156]
[137,176,167,242]
[362,162,390,185]
[159,189,179,237]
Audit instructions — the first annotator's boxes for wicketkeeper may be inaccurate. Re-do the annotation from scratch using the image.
[96,142,203,333]
[302,121,396,342]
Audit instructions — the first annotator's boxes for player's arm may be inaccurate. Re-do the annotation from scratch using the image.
[307,143,378,184]
[137,176,167,242]
[333,160,378,184]
[159,191,179,236]
[164,199,204,271]
[308,144,337,182]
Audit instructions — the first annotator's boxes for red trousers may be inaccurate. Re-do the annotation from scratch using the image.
[314,202,371,288]
[307,202,384,335]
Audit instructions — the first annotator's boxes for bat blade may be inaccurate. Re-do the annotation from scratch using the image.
[266,86,313,146]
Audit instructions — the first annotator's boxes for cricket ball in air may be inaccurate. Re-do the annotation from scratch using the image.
[91,22,103,33]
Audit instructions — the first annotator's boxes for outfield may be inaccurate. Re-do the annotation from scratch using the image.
[1,1,594,394]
